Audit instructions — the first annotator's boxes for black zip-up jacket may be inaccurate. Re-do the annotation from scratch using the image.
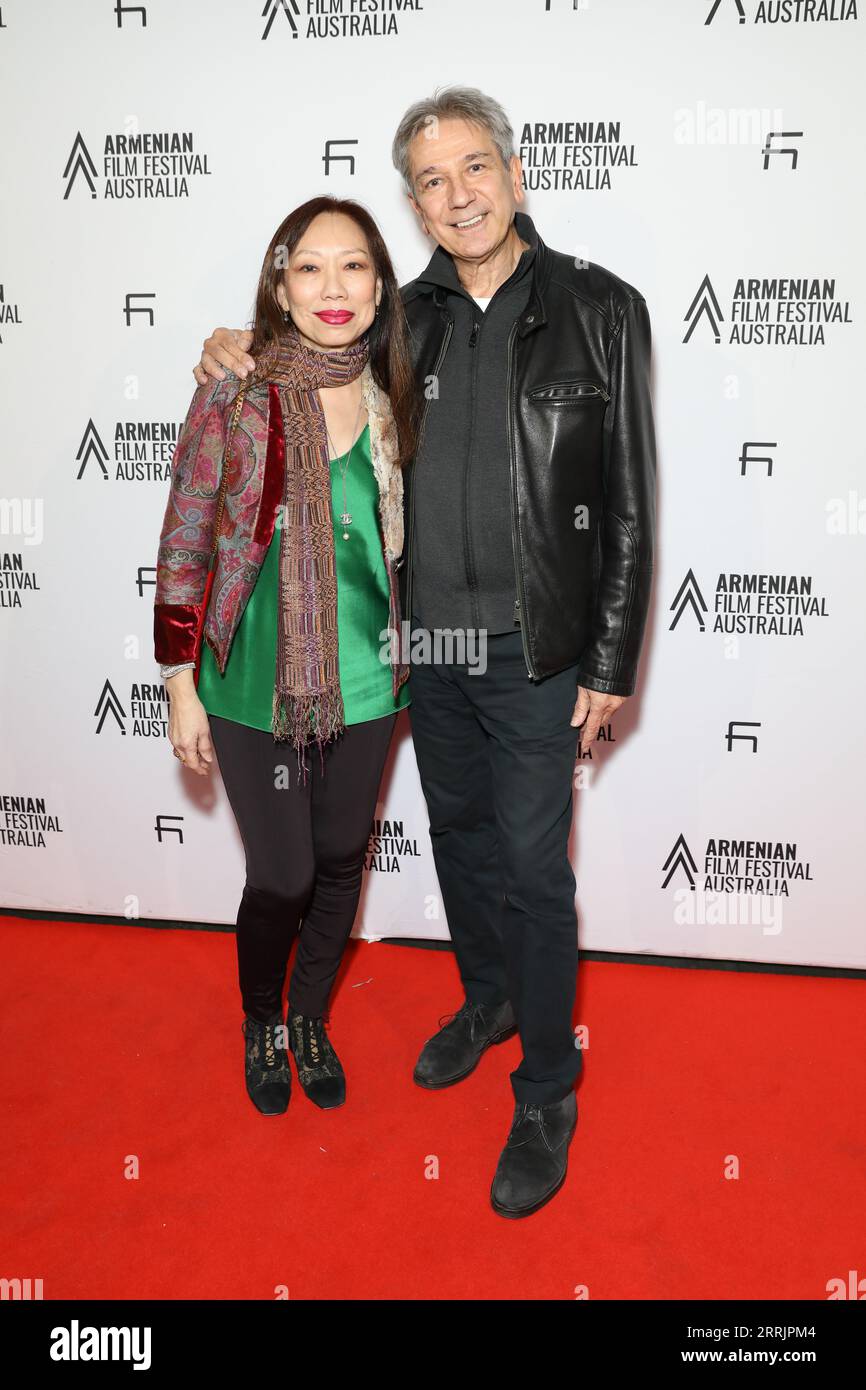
[407,219,537,636]
[398,209,656,697]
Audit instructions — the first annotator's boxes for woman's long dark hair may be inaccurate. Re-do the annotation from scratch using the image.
[248,195,420,467]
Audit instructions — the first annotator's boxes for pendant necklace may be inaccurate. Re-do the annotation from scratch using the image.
[325,394,365,541]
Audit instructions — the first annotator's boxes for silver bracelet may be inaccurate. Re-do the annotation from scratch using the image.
[160,661,196,679]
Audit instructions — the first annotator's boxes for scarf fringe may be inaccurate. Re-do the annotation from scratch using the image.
[271,684,346,748]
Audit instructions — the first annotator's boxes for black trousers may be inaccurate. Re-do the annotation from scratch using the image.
[209,712,396,1022]
[407,622,583,1106]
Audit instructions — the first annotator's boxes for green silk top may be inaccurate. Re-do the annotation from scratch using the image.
[197,423,410,730]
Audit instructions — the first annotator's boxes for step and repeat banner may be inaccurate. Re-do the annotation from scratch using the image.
[1,0,864,969]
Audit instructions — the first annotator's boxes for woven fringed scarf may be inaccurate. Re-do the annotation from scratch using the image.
[254,322,370,763]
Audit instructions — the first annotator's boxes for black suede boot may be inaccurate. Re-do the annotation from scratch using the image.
[490,1090,578,1218]
[413,999,517,1088]
[287,1010,346,1109]
[241,1016,291,1116]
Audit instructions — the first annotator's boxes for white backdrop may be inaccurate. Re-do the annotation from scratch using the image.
[1,0,864,969]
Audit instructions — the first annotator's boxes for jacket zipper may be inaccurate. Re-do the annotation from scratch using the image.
[464,315,482,625]
[405,316,454,628]
[506,319,537,680]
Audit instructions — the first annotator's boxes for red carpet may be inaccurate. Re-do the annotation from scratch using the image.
[1,916,863,1300]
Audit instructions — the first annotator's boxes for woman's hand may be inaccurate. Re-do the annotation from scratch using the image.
[165,672,214,776]
[193,327,256,386]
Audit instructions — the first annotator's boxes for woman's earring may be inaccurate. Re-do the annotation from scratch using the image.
[282,309,291,323]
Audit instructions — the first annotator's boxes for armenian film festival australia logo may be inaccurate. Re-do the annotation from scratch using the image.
[75,417,179,484]
[662,831,813,936]
[0,283,21,344]
[261,0,425,40]
[0,548,40,612]
[704,0,857,26]
[365,816,421,874]
[670,569,828,638]
[0,795,63,850]
[518,120,638,191]
[684,275,853,346]
[94,679,168,740]
[63,129,212,200]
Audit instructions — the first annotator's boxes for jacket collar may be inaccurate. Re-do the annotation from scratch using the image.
[413,209,550,338]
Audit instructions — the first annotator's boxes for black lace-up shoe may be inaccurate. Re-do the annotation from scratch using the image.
[241,1016,291,1116]
[490,1090,578,1218]
[413,998,517,1089]
[287,1010,346,1109]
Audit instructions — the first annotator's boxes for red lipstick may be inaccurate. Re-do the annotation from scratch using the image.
[314,310,354,324]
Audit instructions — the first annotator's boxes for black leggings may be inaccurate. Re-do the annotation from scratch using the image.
[208,712,397,1022]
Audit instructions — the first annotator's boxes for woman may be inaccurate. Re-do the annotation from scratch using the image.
[153,196,419,1117]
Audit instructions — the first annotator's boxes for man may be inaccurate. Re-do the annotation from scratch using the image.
[194,87,656,1218]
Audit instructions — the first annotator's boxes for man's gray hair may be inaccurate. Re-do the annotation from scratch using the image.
[391,85,516,194]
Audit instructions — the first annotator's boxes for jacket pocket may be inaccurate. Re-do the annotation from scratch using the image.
[528,379,610,404]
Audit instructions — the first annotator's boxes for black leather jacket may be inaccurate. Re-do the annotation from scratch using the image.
[398,214,656,697]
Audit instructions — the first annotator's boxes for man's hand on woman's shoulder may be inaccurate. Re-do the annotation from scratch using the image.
[193,327,256,386]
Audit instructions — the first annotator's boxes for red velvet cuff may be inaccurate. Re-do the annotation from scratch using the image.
[252,383,286,547]
[154,603,202,665]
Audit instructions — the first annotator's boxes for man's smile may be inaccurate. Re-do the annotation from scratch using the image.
[451,211,488,230]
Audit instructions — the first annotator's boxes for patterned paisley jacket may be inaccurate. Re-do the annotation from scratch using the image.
[153,362,409,697]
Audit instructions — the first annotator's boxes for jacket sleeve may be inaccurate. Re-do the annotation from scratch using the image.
[575,295,656,697]
[153,376,233,666]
